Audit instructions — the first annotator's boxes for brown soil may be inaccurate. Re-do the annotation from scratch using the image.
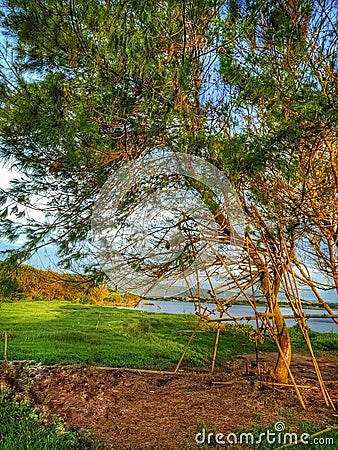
[1,354,338,450]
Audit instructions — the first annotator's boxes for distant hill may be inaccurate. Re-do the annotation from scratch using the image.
[0,263,139,306]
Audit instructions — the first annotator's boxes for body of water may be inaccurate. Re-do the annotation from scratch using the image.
[134,299,338,334]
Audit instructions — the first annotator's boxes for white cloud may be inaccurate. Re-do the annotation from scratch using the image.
[0,163,21,189]
[0,162,46,223]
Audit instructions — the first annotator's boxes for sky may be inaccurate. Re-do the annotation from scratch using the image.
[0,163,59,270]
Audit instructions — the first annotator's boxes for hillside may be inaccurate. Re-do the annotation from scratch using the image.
[0,263,139,305]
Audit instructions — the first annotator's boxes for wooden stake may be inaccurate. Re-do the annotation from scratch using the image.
[174,317,202,373]
[4,331,7,361]
[211,325,221,374]
[196,313,338,322]
[95,311,102,330]
[258,381,318,389]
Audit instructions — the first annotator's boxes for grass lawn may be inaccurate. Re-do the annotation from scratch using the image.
[0,301,337,369]
[0,301,337,450]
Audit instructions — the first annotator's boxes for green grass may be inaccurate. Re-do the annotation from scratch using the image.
[0,388,101,449]
[1,301,337,450]
[0,301,337,369]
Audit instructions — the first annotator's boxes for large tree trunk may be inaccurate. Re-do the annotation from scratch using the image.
[209,205,293,383]
[260,266,292,383]
[272,301,292,383]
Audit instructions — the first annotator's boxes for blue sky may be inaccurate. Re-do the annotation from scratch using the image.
[0,162,60,270]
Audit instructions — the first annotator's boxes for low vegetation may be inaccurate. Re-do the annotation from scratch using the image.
[0,301,337,369]
[0,388,101,449]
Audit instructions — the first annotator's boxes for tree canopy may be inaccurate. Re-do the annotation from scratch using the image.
[0,1,336,276]
[0,1,337,383]
[0,0,226,269]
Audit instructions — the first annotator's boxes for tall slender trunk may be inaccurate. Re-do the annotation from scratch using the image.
[261,268,292,383]
[272,300,292,383]
[203,196,293,383]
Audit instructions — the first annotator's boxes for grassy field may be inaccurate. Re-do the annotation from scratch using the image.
[0,301,337,369]
[1,301,337,450]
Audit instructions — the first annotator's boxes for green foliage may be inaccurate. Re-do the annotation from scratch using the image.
[0,388,101,449]
[0,0,222,270]
[74,294,94,305]
[0,0,336,296]
[0,263,115,304]
[0,277,19,299]
[106,290,140,306]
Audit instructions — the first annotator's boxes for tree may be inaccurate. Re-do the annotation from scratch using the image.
[216,0,338,381]
[0,0,337,385]
[0,0,224,267]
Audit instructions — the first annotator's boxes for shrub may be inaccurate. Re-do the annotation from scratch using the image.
[0,277,20,299]
[74,294,94,305]
[87,285,110,304]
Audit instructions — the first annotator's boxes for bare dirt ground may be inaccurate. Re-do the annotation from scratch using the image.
[1,354,338,450]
